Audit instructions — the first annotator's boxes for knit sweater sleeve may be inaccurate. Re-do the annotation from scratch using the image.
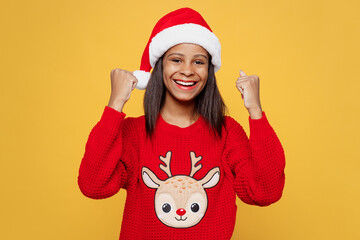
[78,106,135,199]
[224,112,285,206]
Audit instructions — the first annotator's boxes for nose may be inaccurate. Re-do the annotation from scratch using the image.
[180,63,194,76]
[176,208,186,216]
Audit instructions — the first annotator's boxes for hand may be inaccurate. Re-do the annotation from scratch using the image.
[108,68,138,112]
[236,70,263,119]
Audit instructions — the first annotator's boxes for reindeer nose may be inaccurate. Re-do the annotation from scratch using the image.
[176,208,186,216]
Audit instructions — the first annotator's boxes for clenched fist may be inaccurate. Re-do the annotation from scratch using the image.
[236,70,263,119]
[107,68,138,112]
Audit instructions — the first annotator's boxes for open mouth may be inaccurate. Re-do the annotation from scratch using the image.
[173,79,198,90]
[174,80,197,86]
[175,216,188,221]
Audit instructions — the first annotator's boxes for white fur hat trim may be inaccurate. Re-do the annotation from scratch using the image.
[149,23,221,72]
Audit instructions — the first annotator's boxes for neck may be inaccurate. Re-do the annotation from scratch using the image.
[160,92,199,128]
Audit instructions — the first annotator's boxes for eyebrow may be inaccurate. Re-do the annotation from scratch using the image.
[167,53,209,60]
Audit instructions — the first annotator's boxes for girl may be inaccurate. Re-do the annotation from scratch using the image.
[78,7,285,239]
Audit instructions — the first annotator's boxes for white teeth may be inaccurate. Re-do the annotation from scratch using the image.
[174,80,196,86]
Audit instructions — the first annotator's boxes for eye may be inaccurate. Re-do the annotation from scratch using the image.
[162,203,171,213]
[190,203,200,213]
[171,59,181,63]
[194,60,204,65]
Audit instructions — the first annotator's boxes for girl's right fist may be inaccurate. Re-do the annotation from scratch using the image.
[108,68,138,112]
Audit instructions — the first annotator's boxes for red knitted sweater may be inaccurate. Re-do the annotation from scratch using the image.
[78,106,285,239]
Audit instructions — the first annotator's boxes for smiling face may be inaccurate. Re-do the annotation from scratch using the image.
[162,43,209,103]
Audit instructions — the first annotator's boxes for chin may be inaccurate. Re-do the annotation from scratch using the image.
[173,93,197,103]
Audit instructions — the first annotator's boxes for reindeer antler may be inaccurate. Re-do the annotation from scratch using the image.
[189,151,203,177]
[159,151,172,177]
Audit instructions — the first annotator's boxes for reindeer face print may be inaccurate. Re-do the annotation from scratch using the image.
[154,176,209,228]
[142,151,220,228]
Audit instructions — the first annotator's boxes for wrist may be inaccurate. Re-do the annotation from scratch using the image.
[108,98,126,112]
[247,106,263,119]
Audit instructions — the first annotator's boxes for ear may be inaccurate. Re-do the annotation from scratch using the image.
[142,167,162,189]
[199,167,220,189]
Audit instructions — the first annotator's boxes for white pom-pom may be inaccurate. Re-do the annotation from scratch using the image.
[133,70,151,90]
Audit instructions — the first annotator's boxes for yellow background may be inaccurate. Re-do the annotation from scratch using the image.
[1,0,359,239]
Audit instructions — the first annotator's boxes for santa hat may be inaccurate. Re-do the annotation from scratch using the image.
[133,7,221,90]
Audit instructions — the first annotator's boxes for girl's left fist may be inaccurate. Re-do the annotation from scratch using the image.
[236,70,263,118]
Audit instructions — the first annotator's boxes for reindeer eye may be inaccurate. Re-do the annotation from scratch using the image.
[162,203,171,213]
[190,203,200,213]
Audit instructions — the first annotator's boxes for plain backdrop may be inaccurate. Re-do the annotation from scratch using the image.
[1,0,359,239]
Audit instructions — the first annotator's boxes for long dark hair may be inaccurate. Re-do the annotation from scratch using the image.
[143,56,226,139]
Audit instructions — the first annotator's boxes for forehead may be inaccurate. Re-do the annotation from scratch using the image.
[165,43,209,58]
